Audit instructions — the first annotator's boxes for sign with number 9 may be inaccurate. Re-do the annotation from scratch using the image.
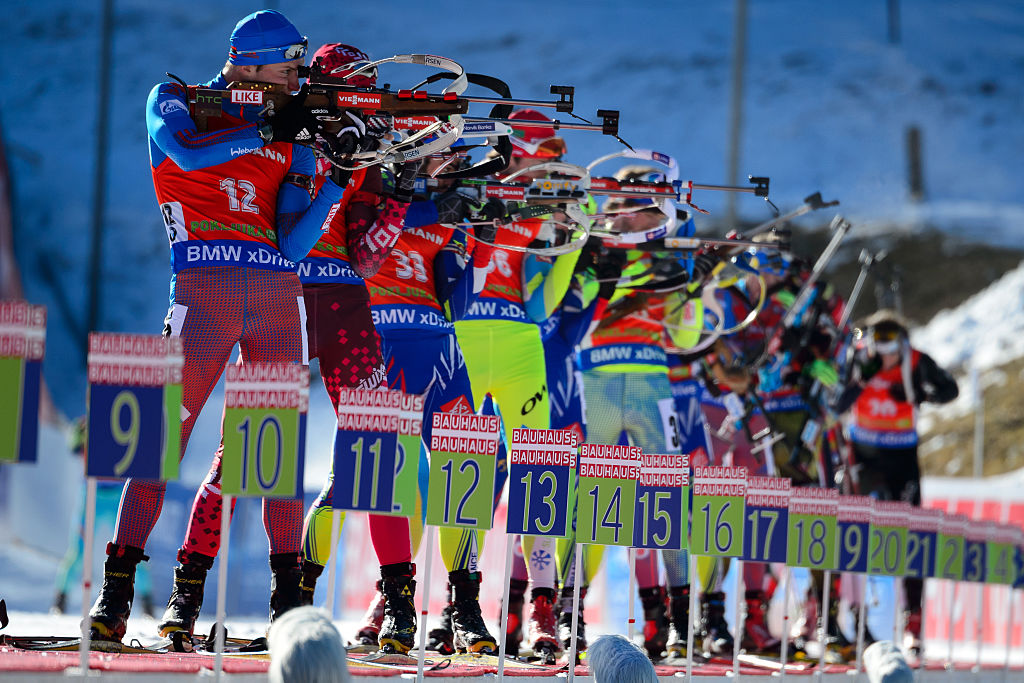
[221,362,306,498]
[86,333,182,480]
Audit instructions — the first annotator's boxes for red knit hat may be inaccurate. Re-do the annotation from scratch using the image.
[310,43,376,87]
[509,108,566,159]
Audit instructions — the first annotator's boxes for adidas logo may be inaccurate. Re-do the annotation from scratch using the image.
[295,128,312,141]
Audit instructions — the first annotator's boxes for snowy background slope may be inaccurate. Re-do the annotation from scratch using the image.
[2,0,1024,627]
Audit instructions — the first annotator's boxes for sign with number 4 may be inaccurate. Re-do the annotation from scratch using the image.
[221,363,307,498]
[86,333,182,480]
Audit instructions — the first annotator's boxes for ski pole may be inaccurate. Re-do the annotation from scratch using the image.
[415,525,437,683]
[213,493,232,682]
[78,477,97,673]
[496,533,517,680]
[568,543,584,682]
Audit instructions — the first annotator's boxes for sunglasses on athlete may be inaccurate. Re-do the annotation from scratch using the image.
[509,135,567,159]
[231,39,309,62]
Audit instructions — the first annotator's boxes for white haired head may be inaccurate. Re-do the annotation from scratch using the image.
[588,634,658,683]
[267,606,350,683]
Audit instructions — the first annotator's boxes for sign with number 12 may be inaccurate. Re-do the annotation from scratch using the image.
[388,393,425,518]
[86,333,182,480]
[426,412,501,530]
[221,362,306,498]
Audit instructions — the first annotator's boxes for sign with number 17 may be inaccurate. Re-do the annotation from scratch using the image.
[86,333,182,480]
[743,476,790,563]
[221,363,307,498]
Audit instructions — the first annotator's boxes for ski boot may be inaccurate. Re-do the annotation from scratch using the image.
[298,559,324,607]
[378,562,417,654]
[355,580,386,646]
[526,588,561,664]
[158,549,214,650]
[269,552,304,622]
[427,595,456,655]
[88,543,149,643]
[501,578,528,657]
[826,594,855,662]
[699,591,734,657]
[640,585,669,659]
[903,608,923,660]
[51,591,67,615]
[742,589,780,654]
[665,585,690,658]
[450,570,497,653]
[557,584,587,657]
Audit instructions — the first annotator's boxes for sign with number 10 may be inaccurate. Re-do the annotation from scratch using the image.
[905,506,942,580]
[426,412,501,530]
[86,333,182,480]
[936,513,967,581]
[221,362,306,498]
[743,476,790,563]
[691,466,747,557]
[0,301,45,463]
[869,501,909,576]
[506,428,577,537]
[633,452,689,550]
[577,444,641,546]
[787,486,838,570]
[962,520,988,583]
[332,389,401,513]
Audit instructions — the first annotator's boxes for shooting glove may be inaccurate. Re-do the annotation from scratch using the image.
[806,359,839,387]
[264,87,319,143]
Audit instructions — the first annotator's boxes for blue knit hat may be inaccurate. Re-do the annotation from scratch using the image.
[228,10,307,66]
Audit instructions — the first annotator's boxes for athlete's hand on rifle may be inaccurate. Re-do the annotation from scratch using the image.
[471,198,506,245]
[595,247,628,300]
[393,160,424,204]
[806,359,839,387]
[263,87,321,143]
[692,248,721,282]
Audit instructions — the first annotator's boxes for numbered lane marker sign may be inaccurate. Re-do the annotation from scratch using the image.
[691,466,747,557]
[936,513,967,582]
[507,428,577,537]
[1012,526,1024,589]
[633,452,689,550]
[962,519,988,584]
[838,496,873,574]
[905,507,942,580]
[426,412,501,530]
[743,476,790,563]
[389,393,425,518]
[0,301,46,463]
[332,389,401,512]
[86,333,182,479]
[786,486,838,570]
[221,363,307,498]
[578,444,642,547]
[868,501,909,576]
[986,522,1017,586]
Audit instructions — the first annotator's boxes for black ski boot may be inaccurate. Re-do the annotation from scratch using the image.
[700,591,734,657]
[158,549,214,649]
[299,559,324,607]
[556,584,587,656]
[640,585,669,659]
[501,577,528,657]
[88,543,149,643]
[378,562,417,654]
[742,589,781,654]
[427,591,456,655]
[269,552,304,623]
[450,570,497,653]
[666,585,690,657]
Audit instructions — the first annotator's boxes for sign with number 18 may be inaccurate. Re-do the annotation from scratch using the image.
[787,486,838,570]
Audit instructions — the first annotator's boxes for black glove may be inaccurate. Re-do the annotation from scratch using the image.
[595,249,628,300]
[471,198,506,245]
[888,383,907,403]
[858,355,882,382]
[393,160,424,203]
[435,190,473,224]
[265,88,319,143]
[315,110,372,163]
[692,249,719,281]
[576,236,604,274]
[363,115,393,151]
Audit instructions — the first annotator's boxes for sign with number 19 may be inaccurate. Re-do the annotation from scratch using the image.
[691,466,747,557]
[86,333,182,480]
[837,496,873,573]
[221,362,306,498]
[0,301,45,464]
[426,412,501,530]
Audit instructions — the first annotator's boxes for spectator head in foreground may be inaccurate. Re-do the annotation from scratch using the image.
[588,634,659,683]
[267,606,350,683]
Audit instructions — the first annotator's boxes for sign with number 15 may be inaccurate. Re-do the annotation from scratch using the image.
[633,452,689,550]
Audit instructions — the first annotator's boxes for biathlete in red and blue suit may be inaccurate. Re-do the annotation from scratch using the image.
[89,10,354,644]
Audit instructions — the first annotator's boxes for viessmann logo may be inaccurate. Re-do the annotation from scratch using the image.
[336,92,382,109]
[485,186,526,200]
